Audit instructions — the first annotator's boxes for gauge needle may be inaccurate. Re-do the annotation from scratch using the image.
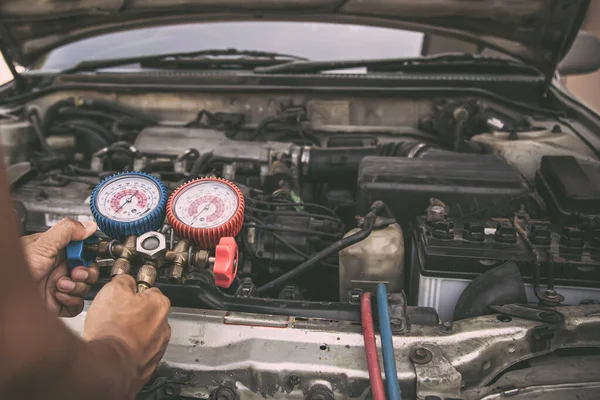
[115,190,138,214]
[190,198,215,225]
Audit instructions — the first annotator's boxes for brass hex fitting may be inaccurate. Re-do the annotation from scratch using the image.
[136,232,167,260]
[191,249,211,269]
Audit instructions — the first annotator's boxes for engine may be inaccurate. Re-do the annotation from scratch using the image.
[8,95,600,322]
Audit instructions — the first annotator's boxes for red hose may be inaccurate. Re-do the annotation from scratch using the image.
[361,292,386,400]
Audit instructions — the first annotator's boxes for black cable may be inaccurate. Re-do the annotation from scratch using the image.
[259,228,338,269]
[245,197,341,221]
[70,119,117,142]
[57,121,109,148]
[27,111,59,156]
[245,205,341,223]
[255,201,387,295]
[243,222,342,240]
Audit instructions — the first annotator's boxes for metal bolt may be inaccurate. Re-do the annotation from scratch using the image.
[214,387,236,400]
[551,124,562,133]
[164,383,178,396]
[440,321,453,333]
[307,388,334,400]
[348,288,364,304]
[288,375,301,387]
[410,347,433,364]
[539,311,561,323]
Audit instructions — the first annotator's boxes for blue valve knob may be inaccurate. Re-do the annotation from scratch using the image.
[67,234,99,269]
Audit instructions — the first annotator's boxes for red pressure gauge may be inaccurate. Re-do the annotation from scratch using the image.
[166,178,245,248]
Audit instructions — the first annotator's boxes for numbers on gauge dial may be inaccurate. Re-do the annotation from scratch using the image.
[95,176,162,222]
[173,181,239,228]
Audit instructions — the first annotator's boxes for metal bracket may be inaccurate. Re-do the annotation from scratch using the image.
[388,291,410,334]
[235,279,256,298]
[411,344,462,400]
[491,304,563,323]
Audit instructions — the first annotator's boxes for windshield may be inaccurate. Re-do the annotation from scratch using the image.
[35,21,424,71]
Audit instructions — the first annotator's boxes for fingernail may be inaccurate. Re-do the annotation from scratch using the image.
[59,279,76,291]
[72,269,89,281]
[81,221,98,233]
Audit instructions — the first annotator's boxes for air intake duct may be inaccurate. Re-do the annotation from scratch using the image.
[303,141,440,183]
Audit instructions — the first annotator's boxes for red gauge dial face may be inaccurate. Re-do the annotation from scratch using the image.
[172,180,240,229]
[95,176,161,222]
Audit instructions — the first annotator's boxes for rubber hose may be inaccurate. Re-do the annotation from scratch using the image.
[361,292,386,400]
[69,119,117,142]
[40,97,76,136]
[190,151,214,177]
[377,283,402,400]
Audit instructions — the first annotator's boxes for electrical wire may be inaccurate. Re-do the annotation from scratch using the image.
[242,222,342,240]
[245,205,341,223]
[361,292,386,400]
[376,283,402,400]
[245,197,341,221]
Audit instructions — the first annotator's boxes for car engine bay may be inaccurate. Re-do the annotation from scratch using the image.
[6,90,600,399]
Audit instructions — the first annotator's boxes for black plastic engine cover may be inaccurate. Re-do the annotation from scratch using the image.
[536,155,600,221]
[357,154,529,225]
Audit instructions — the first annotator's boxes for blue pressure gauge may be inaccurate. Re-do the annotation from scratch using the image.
[90,172,167,239]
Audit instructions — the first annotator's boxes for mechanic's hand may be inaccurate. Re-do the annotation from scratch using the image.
[20,218,99,317]
[83,275,171,389]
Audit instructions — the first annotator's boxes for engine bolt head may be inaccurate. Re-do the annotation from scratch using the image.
[213,387,236,400]
[288,375,301,387]
[440,321,454,333]
[410,347,433,364]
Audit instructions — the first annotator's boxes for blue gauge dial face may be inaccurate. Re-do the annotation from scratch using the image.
[95,176,162,222]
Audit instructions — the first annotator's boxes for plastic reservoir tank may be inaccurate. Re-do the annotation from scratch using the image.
[339,220,404,301]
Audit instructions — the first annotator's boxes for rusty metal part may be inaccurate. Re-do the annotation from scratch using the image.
[412,344,462,399]
[512,216,565,305]
[137,263,158,293]
[63,304,600,400]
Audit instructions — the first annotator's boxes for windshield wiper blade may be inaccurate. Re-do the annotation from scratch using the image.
[254,53,538,75]
[63,48,308,74]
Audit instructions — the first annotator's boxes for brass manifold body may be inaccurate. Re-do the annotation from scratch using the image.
[85,232,215,292]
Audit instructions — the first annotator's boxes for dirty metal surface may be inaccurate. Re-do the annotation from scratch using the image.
[63,303,600,399]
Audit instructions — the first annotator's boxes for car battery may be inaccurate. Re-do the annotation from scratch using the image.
[409,216,600,321]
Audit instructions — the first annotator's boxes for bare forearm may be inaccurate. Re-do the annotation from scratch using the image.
[0,159,136,399]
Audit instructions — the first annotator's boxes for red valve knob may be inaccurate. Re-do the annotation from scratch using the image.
[212,237,238,288]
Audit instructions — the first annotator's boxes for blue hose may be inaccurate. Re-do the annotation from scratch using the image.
[377,283,402,400]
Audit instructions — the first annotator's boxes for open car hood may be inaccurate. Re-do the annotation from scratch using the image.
[0,0,589,78]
